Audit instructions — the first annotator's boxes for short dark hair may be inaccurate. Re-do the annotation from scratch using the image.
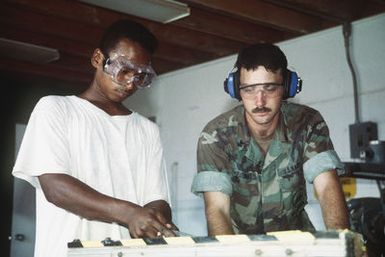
[99,19,158,56]
[235,43,287,72]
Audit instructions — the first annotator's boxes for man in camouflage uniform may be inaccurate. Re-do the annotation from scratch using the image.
[191,43,349,235]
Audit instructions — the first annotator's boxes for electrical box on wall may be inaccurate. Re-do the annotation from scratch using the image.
[349,122,378,159]
[345,121,385,179]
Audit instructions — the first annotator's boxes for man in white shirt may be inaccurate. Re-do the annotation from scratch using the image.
[12,19,176,257]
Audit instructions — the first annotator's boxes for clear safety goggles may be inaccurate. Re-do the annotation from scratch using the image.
[239,83,283,98]
[103,54,156,89]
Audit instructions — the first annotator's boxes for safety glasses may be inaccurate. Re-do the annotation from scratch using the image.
[239,83,283,98]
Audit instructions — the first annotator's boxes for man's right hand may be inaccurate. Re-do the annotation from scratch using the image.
[125,204,175,238]
[38,173,176,239]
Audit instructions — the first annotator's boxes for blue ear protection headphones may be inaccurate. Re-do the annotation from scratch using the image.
[223,67,302,100]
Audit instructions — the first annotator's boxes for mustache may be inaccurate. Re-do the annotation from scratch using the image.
[252,107,271,113]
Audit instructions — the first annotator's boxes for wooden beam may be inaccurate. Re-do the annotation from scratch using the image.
[262,0,385,22]
[0,58,92,86]
[0,0,244,64]
[155,43,219,66]
[172,7,295,43]
[0,26,93,59]
[358,0,385,18]
[0,19,218,69]
[180,0,337,33]
[3,0,245,56]
[0,3,102,44]
[151,58,188,74]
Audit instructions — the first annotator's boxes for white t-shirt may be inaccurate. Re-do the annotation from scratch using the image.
[12,95,170,257]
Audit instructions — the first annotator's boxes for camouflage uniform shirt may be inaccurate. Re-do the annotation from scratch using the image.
[191,102,344,234]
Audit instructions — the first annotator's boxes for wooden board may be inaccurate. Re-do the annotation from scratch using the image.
[67,230,365,257]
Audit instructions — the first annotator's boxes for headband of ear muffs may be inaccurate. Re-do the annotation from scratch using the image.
[223,67,302,100]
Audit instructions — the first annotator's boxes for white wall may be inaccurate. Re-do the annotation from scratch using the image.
[125,13,385,235]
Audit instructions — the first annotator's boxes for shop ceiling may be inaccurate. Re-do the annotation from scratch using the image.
[1,0,384,90]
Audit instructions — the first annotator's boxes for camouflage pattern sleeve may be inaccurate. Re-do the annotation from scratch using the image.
[191,106,247,197]
[191,126,233,197]
[302,111,345,183]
